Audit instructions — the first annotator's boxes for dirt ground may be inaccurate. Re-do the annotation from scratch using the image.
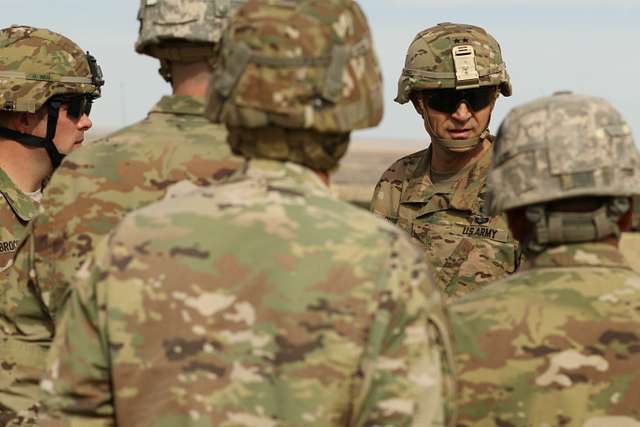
[333,148,410,207]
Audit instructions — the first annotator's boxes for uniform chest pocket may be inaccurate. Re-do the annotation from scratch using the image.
[410,220,519,298]
[410,221,466,266]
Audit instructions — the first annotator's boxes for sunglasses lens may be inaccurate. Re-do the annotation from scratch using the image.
[467,86,497,111]
[84,99,92,116]
[426,90,460,113]
[66,97,92,119]
[425,86,497,114]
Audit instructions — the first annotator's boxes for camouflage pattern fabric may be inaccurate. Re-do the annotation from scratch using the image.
[136,0,243,60]
[451,242,640,426]
[370,145,519,301]
[620,232,640,273]
[0,168,38,274]
[0,168,41,426]
[486,92,639,216]
[1,95,240,424]
[40,159,455,427]
[612,199,640,274]
[0,26,101,114]
[395,22,511,105]
[206,0,384,135]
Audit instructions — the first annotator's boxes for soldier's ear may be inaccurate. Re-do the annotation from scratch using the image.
[13,112,31,133]
[13,109,45,133]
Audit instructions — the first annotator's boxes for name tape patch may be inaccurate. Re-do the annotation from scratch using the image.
[460,225,508,242]
[0,240,20,254]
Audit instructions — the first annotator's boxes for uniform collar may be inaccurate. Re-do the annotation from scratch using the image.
[245,159,335,198]
[527,242,631,271]
[150,95,206,116]
[401,143,493,213]
[0,167,39,221]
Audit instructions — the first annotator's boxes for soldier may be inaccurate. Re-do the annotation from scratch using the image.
[0,25,103,425]
[1,1,243,423]
[370,23,519,301]
[452,92,640,426]
[0,26,102,276]
[40,0,455,425]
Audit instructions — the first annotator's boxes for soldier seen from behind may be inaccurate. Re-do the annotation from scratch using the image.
[452,92,640,426]
[39,0,455,425]
[0,25,102,425]
[371,23,519,302]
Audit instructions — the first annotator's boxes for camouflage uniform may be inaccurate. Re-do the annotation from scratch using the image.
[371,146,518,301]
[3,3,242,423]
[371,23,518,301]
[29,95,238,318]
[0,169,37,274]
[4,99,231,423]
[0,26,102,425]
[452,93,640,426]
[41,159,453,426]
[0,168,38,425]
[41,1,455,426]
[620,235,640,273]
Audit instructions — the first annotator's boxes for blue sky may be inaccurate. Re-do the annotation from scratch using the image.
[4,1,639,149]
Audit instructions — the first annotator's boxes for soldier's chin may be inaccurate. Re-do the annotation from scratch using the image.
[447,145,478,153]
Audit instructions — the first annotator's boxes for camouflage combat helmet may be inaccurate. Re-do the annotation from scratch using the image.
[488,92,640,248]
[136,0,247,81]
[396,23,511,104]
[206,0,384,171]
[0,25,104,168]
[397,23,511,150]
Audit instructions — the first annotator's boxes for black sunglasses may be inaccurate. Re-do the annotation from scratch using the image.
[423,86,498,114]
[50,94,94,119]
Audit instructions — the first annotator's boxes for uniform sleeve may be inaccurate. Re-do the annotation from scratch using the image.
[369,164,404,223]
[0,231,54,424]
[33,142,138,321]
[39,242,115,427]
[351,233,455,427]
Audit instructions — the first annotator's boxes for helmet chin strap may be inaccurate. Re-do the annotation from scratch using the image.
[422,99,492,151]
[0,99,65,169]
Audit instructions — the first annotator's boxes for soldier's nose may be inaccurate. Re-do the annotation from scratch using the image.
[451,101,472,122]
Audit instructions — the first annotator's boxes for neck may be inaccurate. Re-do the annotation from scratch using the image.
[171,61,212,97]
[430,137,491,174]
[315,170,330,186]
[0,138,50,192]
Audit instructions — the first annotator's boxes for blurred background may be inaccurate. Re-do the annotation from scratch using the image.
[5,0,639,202]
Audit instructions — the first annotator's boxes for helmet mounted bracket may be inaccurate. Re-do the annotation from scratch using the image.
[452,45,480,90]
